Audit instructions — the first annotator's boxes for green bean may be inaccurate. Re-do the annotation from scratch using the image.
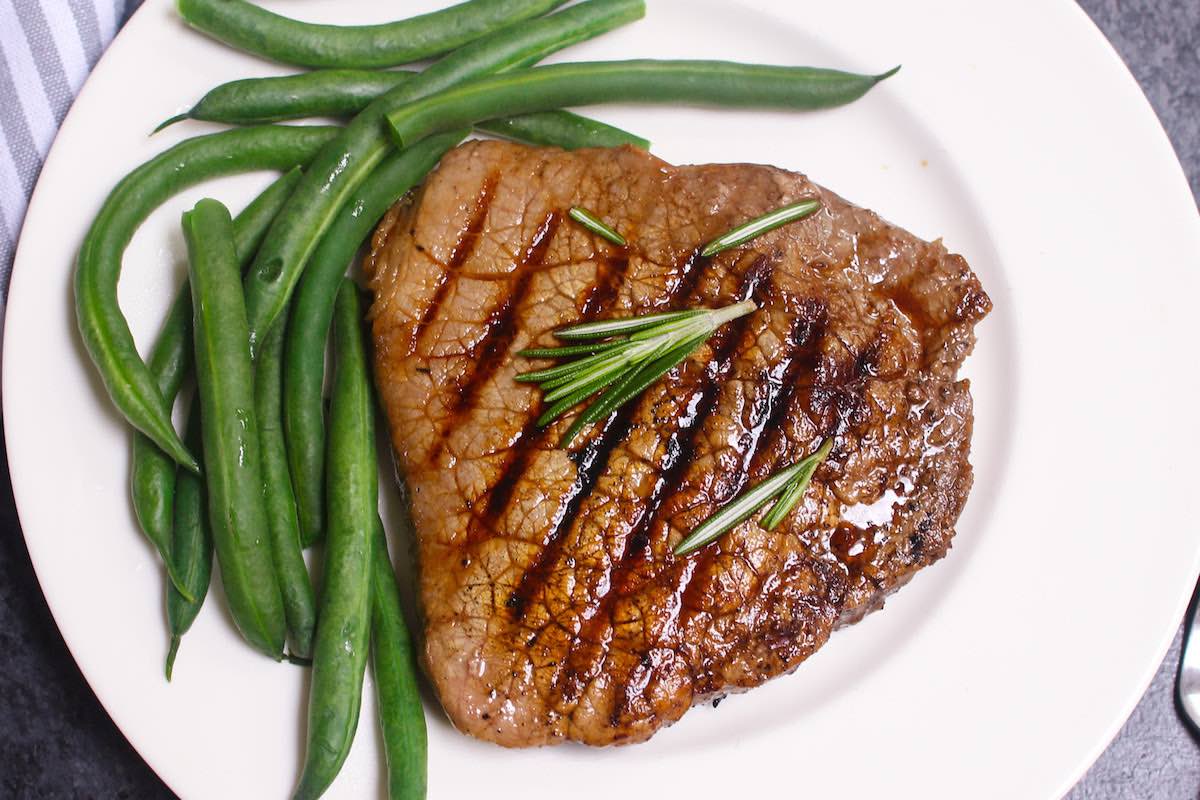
[370,516,426,800]
[176,0,569,69]
[161,69,648,149]
[75,125,338,473]
[165,404,213,681]
[241,0,646,358]
[131,167,303,600]
[131,294,194,601]
[479,110,648,150]
[284,131,466,549]
[183,197,286,659]
[229,167,307,266]
[387,60,900,146]
[294,281,376,800]
[159,70,415,129]
[256,309,317,659]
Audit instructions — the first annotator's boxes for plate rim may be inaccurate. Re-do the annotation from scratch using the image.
[5,0,1199,797]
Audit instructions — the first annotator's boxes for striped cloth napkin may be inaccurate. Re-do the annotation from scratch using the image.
[0,0,138,310]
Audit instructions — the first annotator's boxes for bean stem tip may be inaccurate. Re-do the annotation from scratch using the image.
[876,65,902,83]
[165,636,180,682]
[152,113,189,135]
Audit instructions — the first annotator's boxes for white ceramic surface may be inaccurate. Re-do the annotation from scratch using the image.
[5,1,1199,797]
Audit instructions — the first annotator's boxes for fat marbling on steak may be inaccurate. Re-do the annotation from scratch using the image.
[364,140,991,747]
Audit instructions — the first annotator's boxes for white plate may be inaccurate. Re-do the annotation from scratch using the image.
[6,0,1199,797]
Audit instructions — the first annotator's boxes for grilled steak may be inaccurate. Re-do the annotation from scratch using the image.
[364,140,991,747]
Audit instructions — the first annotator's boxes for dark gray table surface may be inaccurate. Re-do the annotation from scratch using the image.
[1,1,1196,797]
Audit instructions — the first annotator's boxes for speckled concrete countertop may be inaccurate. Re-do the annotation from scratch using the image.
[1,1,1196,796]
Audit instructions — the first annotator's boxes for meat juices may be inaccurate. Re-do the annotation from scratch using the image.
[364,141,991,747]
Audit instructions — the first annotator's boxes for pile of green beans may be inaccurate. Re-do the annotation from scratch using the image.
[132,167,302,606]
[74,0,901,795]
[76,125,337,471]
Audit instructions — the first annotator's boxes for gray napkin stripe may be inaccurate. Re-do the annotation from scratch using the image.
[0,0,120,308]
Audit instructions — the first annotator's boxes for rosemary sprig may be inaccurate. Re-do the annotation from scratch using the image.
[517,300,757,447]
[568,206,627,246]
[701,199,822,257]
[673,438,833,556]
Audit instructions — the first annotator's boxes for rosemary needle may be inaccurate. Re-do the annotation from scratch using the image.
[760,438,833,530]
[517,340,626,360]
[553,308,702,341]
[700,199,822,257]
[674,439,832,556]
[569,206,627,246]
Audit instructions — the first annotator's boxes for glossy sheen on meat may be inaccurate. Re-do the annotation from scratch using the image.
[364,141,991,747]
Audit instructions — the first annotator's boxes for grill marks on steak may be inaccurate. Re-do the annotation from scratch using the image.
[365,141,991,747]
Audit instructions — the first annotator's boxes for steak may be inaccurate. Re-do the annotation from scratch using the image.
[364,140,991,747]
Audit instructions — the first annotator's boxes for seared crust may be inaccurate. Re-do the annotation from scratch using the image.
[365,141,991,747]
